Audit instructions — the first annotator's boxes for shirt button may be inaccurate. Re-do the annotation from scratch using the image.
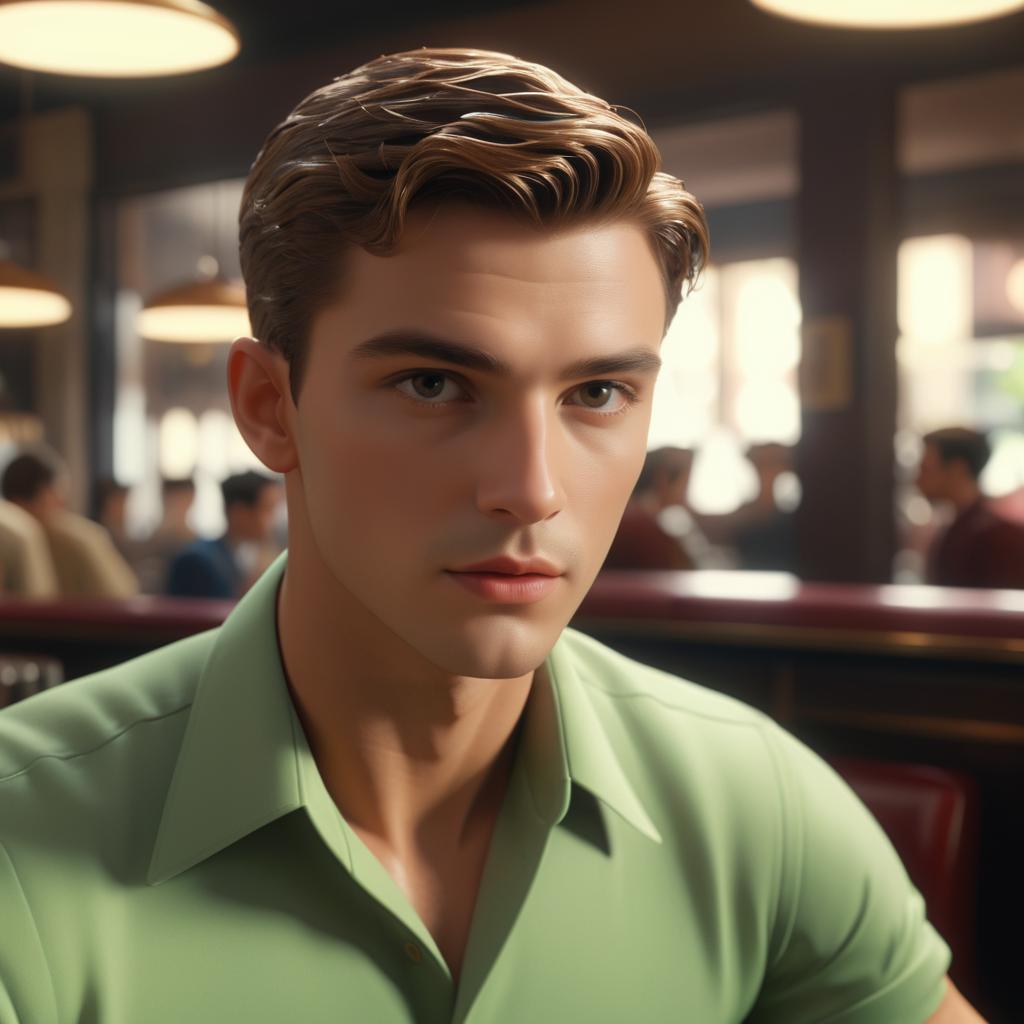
[404,942,423,964]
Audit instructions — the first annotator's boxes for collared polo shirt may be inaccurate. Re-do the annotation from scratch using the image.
[0,551,950,1023]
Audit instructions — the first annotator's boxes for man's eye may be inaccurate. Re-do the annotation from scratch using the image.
[568,381,636,413]
[394,372,466,404]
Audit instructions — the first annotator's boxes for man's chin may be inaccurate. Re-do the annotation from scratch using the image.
[413,617,564,682]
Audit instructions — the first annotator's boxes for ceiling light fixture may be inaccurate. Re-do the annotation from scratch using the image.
[137,268,249,343]
[0,0,239,77]
[749,0,1024,30]
[0,255,72,328]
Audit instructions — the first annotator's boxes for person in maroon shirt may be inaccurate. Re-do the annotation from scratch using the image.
[916,427,1024,589]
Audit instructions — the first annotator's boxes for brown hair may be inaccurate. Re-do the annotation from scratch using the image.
[1,444,63,504]
[923,427,991,480]
[239,47,710,404]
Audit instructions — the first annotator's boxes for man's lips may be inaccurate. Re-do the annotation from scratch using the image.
[443,561,563,604]
[449,555,563,577]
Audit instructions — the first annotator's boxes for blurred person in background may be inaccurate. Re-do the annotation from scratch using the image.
[732,443,798,573]
[0,445,138,599]
[94,477,132,557]
[696,443,798,573]
[0,495,59,597]
[990,482,1024,525]
[131,476,198,594]
[916,427,1024,589]
[166,470,284,599]
[603,446,696,569]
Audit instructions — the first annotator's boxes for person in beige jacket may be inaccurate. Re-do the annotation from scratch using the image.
[0,445,138,599]
[0,497,59,597]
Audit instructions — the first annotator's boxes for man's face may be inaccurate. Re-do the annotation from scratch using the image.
[287,205,666,679]
[915,442,949,503]
[103,491,128,530]
[165,487,195,520]
[232,484,284,542]
[25,480,66,523]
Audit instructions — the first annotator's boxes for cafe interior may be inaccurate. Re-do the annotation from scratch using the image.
[0,0,1022,1019]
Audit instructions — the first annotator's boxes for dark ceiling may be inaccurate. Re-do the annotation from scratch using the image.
[1,0,1023,126]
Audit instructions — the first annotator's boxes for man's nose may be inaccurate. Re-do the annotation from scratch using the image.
[475,396,565,525]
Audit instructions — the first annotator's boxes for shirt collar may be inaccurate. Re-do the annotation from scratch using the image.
[523,635,662,844]
[147,550,301,885]
[147,552,660,886]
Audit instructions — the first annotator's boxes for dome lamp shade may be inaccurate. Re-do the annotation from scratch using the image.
[0,0,240,77]
[137,277,250,343]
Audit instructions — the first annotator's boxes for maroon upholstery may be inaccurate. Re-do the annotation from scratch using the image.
[584,568,1024,641]
[828,757,978,994]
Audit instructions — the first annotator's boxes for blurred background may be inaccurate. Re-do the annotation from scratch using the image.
[1,0,1023,597]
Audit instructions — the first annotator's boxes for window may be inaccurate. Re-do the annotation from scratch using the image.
[894,233,1024,581]
[650,258,801,514]
[894,69,1024,581]
[649,111,801,519]
[113,179,268,539]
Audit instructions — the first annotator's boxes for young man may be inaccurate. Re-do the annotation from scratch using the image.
[916,426,1024,589]
[0,49,984,1022]
[130,475,198,594]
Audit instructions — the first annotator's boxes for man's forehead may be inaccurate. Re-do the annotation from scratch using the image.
[340,206,659,288]
[317,208,667,356]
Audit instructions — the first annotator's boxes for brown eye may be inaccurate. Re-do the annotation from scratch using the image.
[411,373,447,399]
[578,382,614,408]
[394,371,466,405]
[567,381,636,416]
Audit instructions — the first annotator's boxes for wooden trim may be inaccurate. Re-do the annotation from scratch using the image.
[798,708,1024,744]
[571,615,1024,663]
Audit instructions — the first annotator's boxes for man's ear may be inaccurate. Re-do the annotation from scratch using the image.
[227,338,299,475]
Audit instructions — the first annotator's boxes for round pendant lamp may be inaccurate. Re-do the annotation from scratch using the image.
[137,273,249,343]
[749,0,1024,29]
[0,0,239,77]
[0,257,72,328]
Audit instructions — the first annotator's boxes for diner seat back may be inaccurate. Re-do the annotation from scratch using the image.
[829,756,978,995]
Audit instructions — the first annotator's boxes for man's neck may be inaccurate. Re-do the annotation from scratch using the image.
[947,480,982,516]
[274,554,534,861]
[14,497,53,525]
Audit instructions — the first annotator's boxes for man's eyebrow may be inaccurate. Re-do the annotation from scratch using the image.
[349,331,663,379]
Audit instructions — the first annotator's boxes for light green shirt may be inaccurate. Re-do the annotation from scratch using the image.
[0,551,950,1023]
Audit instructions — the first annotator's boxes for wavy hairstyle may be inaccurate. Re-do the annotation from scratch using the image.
[239,47,710,403]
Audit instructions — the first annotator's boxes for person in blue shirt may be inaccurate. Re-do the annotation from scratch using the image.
[166,470,283,599]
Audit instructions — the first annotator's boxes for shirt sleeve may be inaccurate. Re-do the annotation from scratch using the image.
[0,843,57,1024]
[747,724,952,1024]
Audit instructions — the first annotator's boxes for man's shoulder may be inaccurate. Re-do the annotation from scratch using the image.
[559,625,773,732]
[556,628,806,902]
[0,629,217,786]
[169,536,236,577]
[980,503,1024,540]
[556,626,790,819]
[44,508,108,544]
[0,499,43,538]
[170,536,218,561]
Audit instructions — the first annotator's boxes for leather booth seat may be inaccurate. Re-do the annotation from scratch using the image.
[828,757,979,995]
